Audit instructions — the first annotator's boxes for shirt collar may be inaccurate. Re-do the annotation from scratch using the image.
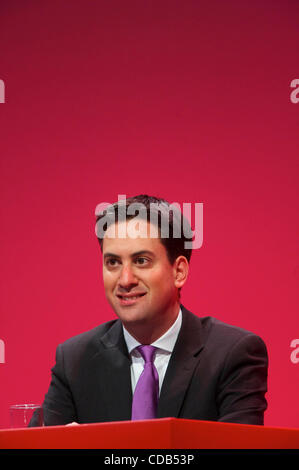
[123,308,182,355]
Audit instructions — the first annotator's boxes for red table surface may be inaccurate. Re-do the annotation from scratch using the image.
[0,418,299,449]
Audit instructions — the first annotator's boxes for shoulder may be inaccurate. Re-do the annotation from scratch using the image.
[181,305,267,353]
[203,316,260,341]
[57,319,120,357]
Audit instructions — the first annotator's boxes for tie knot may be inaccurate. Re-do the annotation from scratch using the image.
[137,345,156,363]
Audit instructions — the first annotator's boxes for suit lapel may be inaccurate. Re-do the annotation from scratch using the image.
[157,306,204,418]
[96,320,133,421]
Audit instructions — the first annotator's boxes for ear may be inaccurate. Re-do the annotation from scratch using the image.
[173,256,189,289]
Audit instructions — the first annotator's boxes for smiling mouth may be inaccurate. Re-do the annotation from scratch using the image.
[116,293,146,304]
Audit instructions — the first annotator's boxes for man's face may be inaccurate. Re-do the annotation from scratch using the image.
[102,220,184,334]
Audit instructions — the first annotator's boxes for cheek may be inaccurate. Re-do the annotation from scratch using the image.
[146,268,175,292]
[103,272,115,292]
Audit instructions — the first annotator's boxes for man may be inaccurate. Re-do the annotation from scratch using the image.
[31,195,268,426]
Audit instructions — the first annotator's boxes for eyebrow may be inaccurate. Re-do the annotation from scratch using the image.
[103,250,155,260]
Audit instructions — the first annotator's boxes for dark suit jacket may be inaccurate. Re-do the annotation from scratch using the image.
[33,305,268,426]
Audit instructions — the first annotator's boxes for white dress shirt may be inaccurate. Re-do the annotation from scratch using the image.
[122,309,182,395]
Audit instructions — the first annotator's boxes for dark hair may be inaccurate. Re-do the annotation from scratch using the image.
[95,194,193,265]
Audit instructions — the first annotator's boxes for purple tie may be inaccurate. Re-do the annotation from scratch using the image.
[131,345,159,420]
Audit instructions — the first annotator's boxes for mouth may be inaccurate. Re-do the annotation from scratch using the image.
[116,292,147,306]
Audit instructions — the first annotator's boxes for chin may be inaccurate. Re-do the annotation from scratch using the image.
[116,307,152,324]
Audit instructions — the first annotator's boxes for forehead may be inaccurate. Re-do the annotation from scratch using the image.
[102,220,165,255]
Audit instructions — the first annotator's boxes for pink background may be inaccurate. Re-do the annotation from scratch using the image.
[0,0,298,429]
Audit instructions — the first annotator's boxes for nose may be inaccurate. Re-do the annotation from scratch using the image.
[118,264,138,291]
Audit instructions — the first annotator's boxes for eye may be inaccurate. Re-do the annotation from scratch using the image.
[105,258,120,268]
[135,257,149,265]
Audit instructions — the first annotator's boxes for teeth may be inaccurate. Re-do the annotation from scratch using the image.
[120,294,144,300]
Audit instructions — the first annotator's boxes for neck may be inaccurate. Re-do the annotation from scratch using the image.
[123,302,181,344]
